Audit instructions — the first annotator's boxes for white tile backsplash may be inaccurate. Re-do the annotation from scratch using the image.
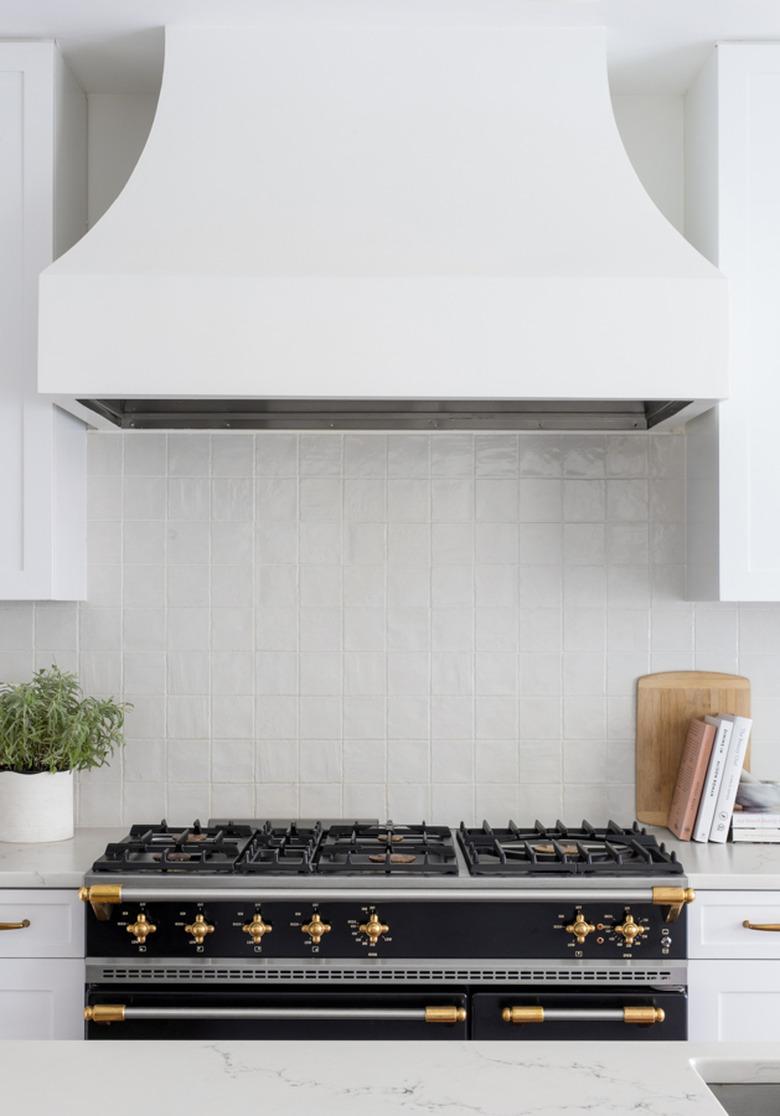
[3,430,777,825]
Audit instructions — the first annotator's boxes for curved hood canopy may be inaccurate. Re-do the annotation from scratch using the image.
[38,18,728,430]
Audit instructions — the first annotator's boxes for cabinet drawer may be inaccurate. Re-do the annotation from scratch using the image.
[0,890,82,958]
[689,891,780,958]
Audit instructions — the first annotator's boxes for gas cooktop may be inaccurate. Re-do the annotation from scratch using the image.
[90,818,683,879]
[457,820,684,877]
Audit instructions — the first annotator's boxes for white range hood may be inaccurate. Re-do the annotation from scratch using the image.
[38,19,728,430]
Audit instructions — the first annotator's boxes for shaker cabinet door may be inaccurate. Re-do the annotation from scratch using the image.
[688,960,780,1041]
[0,958,83,1039]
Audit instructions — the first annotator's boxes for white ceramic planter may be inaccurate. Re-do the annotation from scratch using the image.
[0,770,74,842]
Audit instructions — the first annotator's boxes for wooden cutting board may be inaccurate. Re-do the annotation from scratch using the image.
[636,671,751,826]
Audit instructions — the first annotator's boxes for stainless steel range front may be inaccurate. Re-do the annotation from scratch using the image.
[80,819,693,1041]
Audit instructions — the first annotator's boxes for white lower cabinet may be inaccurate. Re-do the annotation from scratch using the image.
[0,889,84,1040]
[0,958,83,1039]
[689,960,780,1041]
[688,888,780,1040]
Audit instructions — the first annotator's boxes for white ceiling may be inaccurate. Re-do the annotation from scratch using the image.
[1,0,780,94]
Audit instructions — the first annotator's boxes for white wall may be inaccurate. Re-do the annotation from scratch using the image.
[612,93,685,232]
[87,93,156,227]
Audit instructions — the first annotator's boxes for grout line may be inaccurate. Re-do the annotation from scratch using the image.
[119,432,126,823]
[294,433,302,819]
[250,433,258,817]
[162,433,169,820]
[206,434,213,821]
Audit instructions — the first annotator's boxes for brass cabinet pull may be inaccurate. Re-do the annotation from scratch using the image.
[502,1005,665,1025]
[743,920,780,932]
[85,1004,466,1024]
[0,919,30,931]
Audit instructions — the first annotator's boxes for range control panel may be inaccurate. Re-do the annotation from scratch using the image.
[86,900,686,961]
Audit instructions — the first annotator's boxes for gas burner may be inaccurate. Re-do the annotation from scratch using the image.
[238,821,324,875]
[91,819,254,874]
[458,820,683,877]
[317,821,458,875]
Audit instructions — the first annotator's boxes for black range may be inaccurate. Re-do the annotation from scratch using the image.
[81,817,694,1043]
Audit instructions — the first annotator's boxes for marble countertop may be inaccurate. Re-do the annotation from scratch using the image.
[647,827,780,890]
[3,825,780,890]
[0,1040,778,1115]
[0,829,123,888]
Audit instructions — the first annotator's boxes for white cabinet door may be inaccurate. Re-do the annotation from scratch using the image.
[685,44,780,600]
[0,43,86,600]
[0,958,83,1039]
[689,959,780,1041]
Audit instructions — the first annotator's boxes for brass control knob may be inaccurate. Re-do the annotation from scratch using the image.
[615,913,646,946]
[359,911,390,946]
[242,913,272,945]
[301,912,331,945]
[565,910,596,946]
[126,912,156,946]
[184,913,215,946]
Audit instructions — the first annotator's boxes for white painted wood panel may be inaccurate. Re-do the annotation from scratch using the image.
[0,890,82,960]
[0,43,87,600]
[0,959,83,1039]
[686,44,780,600]
[688,960,780,1041]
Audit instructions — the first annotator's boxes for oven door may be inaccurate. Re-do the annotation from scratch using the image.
[471,989,686,1041]
[85,986,468,1040]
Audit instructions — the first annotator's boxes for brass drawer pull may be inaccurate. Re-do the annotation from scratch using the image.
[0,919,30,931]
[743,920,780,932]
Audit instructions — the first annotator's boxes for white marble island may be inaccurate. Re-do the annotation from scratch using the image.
[0,1040,777,1115]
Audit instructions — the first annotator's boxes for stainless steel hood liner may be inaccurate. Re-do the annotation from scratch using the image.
[78,398,690,431]
[39,15,728,423]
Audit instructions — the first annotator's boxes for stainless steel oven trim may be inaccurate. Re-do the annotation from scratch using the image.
[87,957,688,987]
[81,884,690,903]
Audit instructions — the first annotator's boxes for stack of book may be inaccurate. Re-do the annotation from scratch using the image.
[731,771,780,842]
[667,713,753,843]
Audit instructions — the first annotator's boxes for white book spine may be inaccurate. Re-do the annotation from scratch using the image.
[731,830,780,843]
[710,716,753,843]
[692,717,734,842]
[732,814,780,828]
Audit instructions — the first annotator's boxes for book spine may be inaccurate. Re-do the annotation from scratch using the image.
[732,814,780,828]
[667,721,716,840]
[710,718,753,843]
[693,719,733,842]
[731,830,780,842]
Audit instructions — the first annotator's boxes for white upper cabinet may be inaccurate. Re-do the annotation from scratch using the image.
[686,45,780,601]
[0,43,87,600]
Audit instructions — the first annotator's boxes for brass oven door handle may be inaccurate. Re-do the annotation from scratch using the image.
[86,1004,466,1024]
[502,1006,665,1025]
[743,920,780,932]
[0,919,30,931]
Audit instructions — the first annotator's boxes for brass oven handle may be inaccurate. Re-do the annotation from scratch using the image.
[85,1004,466,1024]
[0,919,30,931]
[502,1006,665,1025]
[743,920,780,932]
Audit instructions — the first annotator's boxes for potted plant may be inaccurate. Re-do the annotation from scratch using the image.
[0,666,128,843]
